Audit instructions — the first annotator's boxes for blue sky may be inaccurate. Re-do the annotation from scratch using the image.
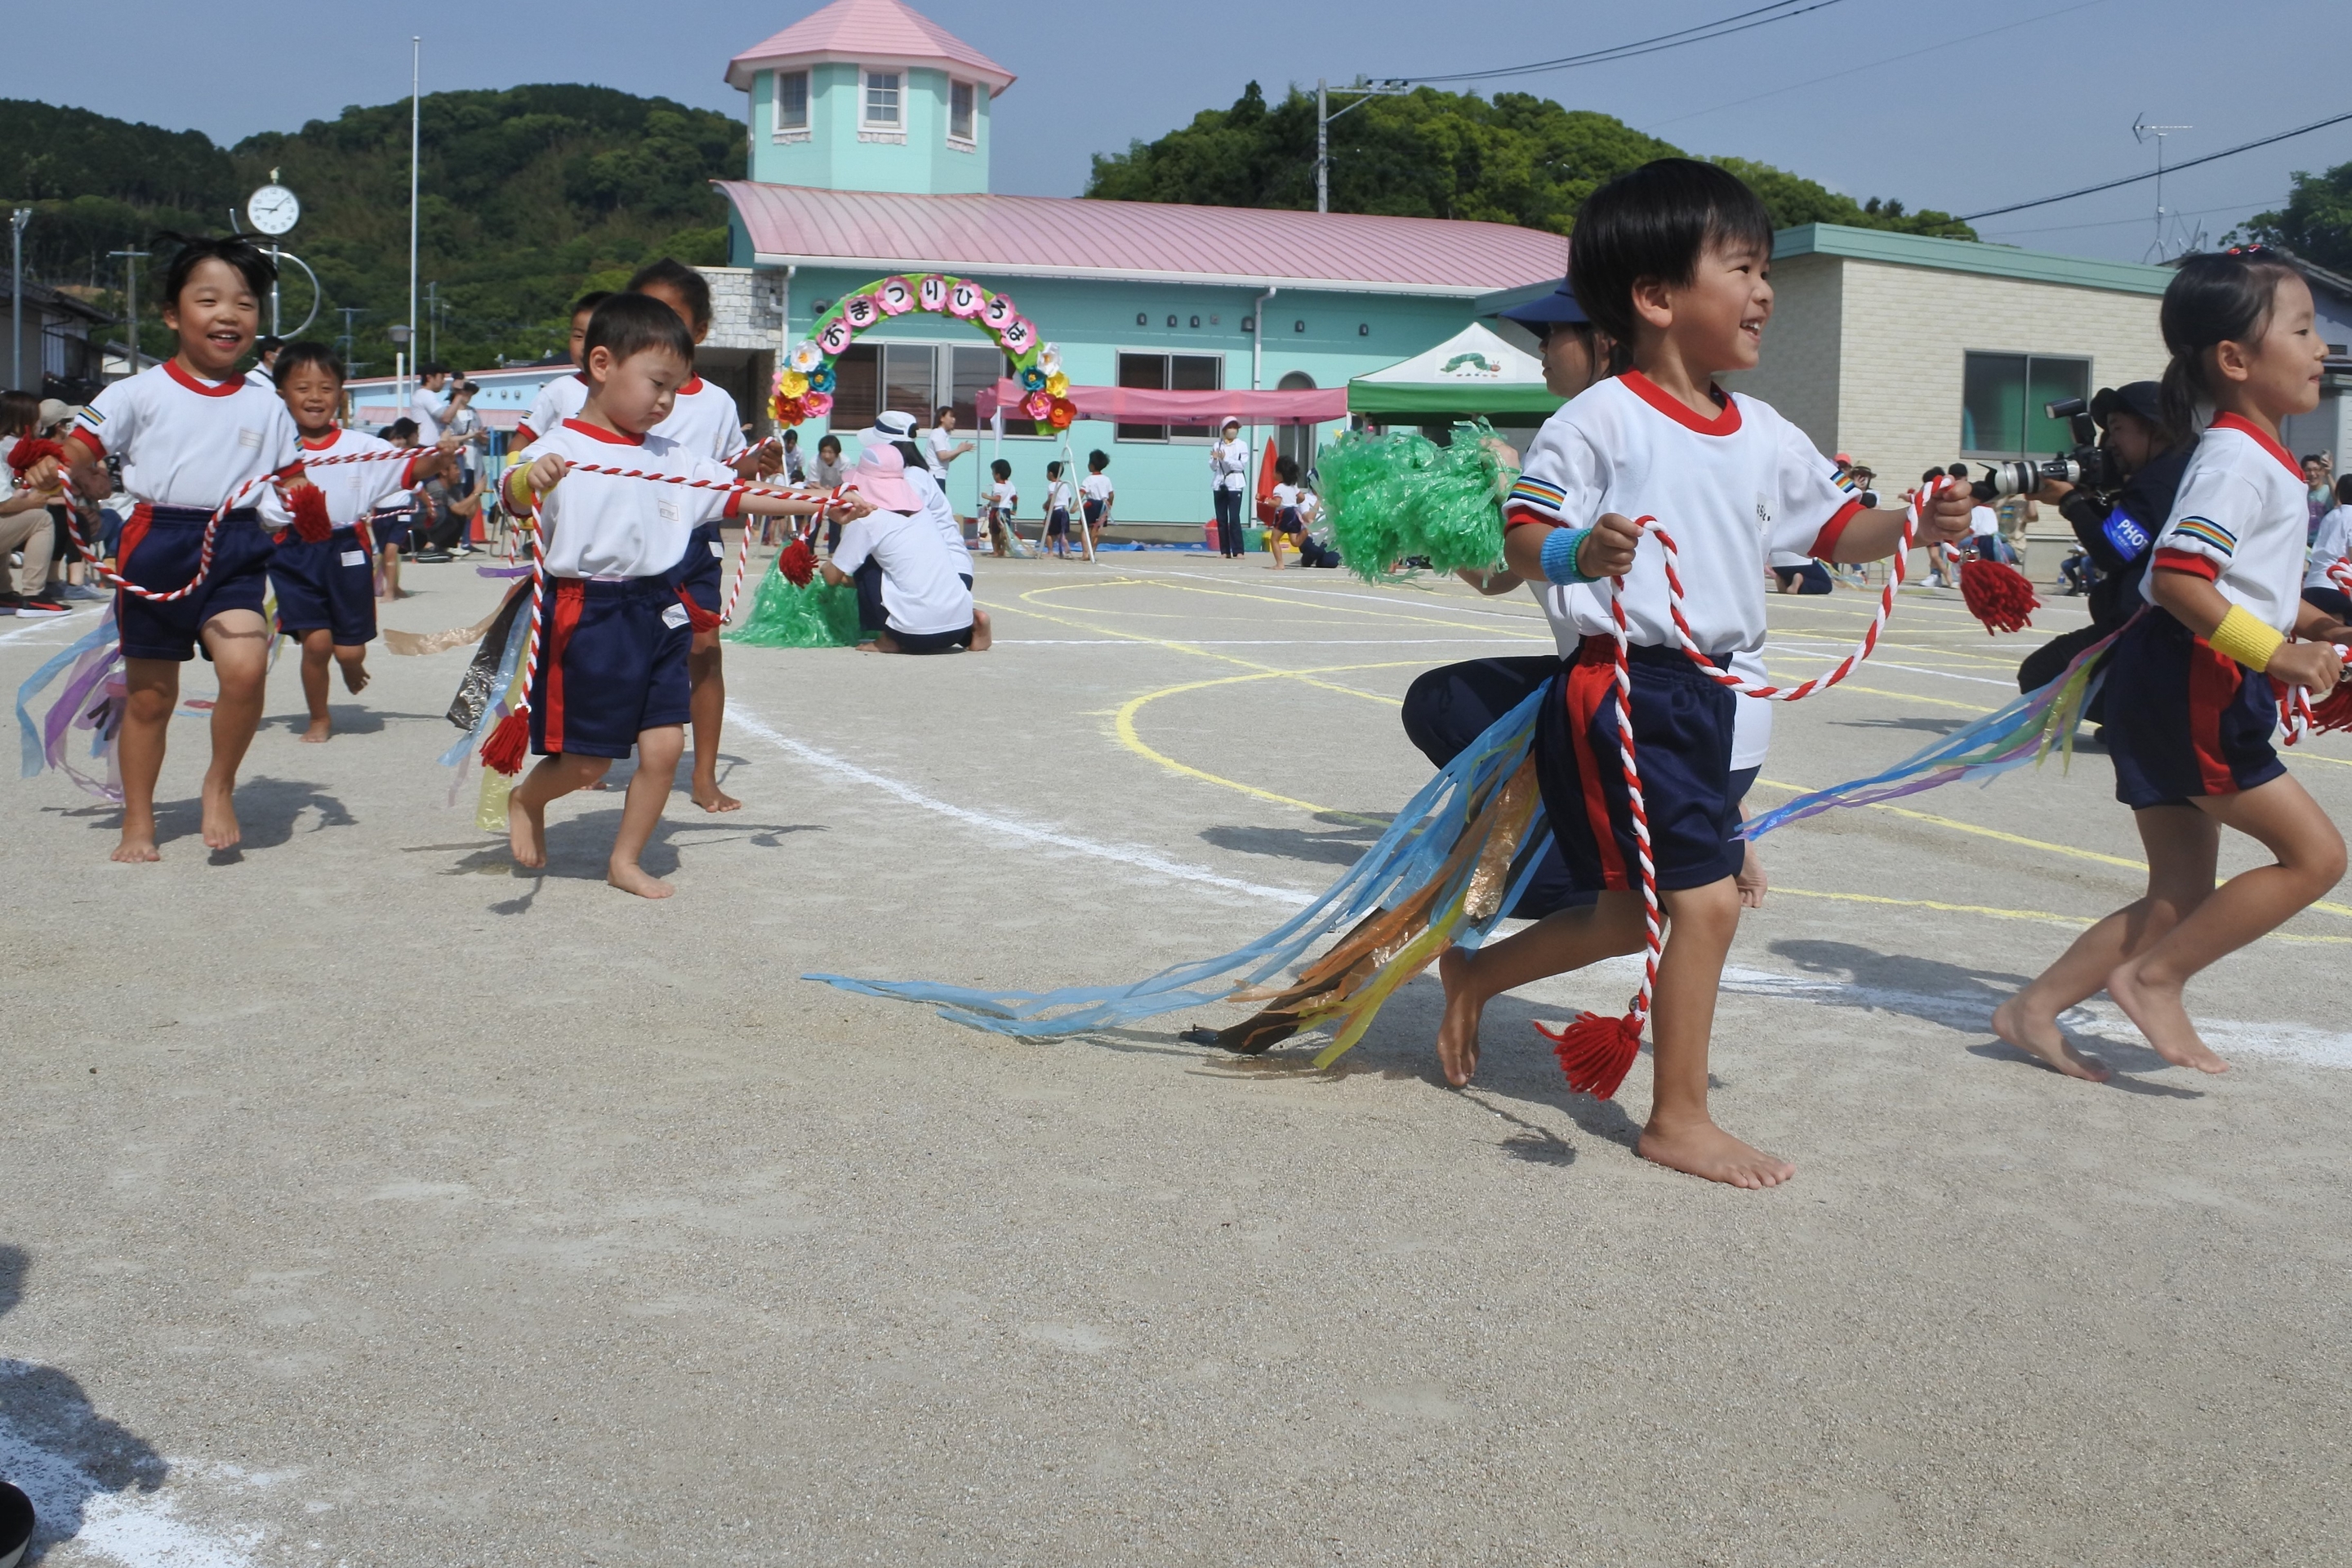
[6,0,2346,263]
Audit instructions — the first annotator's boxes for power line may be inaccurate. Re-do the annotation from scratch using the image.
[1962,109,2352,220]
[1401,0,1848,87]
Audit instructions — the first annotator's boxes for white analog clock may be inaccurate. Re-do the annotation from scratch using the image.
[247,184,300,236]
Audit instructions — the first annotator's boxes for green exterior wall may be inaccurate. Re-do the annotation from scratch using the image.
[746,64,989,194]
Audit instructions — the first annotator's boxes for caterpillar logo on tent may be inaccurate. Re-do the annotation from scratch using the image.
[1437,352,1503,379]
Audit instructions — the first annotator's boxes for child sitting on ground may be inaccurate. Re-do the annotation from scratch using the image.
[501,293,858,898]
[1432,159,1971,1188]
[1267,457,1316,569]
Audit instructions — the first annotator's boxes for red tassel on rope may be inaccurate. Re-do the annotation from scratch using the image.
[1536,1010,1643,1100]
[678,591,723,634]
[286,483,333,544]
[6,437,65,475]
[1958,555,2040,635]
[2304,680,2352,736]
[480,709,531,776]
[777,536,816,587]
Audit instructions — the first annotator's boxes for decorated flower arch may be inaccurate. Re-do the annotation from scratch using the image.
[771,274,1075,432]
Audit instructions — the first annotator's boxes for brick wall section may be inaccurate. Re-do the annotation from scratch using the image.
[1721,251,1843,457]
[700,265,787,352]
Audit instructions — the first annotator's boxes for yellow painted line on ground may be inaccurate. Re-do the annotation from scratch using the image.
[1111,573,1555,643]
[1767,886,2350,942]
[1760,666,1998,713]
[1109,662,1425,821]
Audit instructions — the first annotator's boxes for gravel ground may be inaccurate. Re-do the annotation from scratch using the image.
[3,550,2348,1566]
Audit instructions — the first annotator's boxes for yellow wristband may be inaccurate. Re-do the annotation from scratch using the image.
[2208,604,2286,671]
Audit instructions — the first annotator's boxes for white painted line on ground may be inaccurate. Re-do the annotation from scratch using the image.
[0,607,99,645]
[1001,637,1535,647]
[0,1401,261,1566]
[726,702,1316,906]
[1767,644,2019,686]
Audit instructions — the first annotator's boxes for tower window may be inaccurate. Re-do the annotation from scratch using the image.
[775,71,808,133]
[949,81,976,143]
[863,72,902,126]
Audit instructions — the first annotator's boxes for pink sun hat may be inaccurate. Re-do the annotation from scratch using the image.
[845,439,920,513]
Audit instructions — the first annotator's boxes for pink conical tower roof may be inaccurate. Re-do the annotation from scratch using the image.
[725,0,1015,93]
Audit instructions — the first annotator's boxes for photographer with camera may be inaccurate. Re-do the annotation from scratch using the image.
[2014,381,2194,696]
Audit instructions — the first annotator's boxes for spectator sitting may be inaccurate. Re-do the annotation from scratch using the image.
[1770,550,1833,594]
[818,443,991,654]
[2060,546,2096,596]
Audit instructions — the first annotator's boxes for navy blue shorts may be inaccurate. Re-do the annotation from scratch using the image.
[368,509,412,553]
[1046,508,1070,537]
[116,506,274,663]
[269,525,377,645]
[2103,608,2283,809]
[1535,635,1744,894]
[676,520,727,615]
[528,577,693,760]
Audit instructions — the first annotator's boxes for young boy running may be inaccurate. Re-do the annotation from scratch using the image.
[1432,160,1971,1188]
[502,293,857,898]
[270,343,458,741]
[44,237,324,860]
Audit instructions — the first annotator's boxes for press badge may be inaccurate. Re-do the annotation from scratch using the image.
[2100,505,2152,564]
[662,602,691,629]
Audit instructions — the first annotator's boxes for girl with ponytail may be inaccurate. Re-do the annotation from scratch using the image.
[1993,248,2351,1080]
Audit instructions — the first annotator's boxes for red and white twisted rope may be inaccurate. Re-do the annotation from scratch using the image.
[2278,555,2352,743]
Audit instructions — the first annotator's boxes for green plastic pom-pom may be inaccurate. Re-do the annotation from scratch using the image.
[725,555,864,648]
[1316,421,1512,585]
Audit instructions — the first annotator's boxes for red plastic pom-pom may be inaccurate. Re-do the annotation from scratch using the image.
[1959,556,2040,635]
[480,709,531,776]
[286,483,332,544]
[778,537,816,587]
[1534,1009,1643,1100]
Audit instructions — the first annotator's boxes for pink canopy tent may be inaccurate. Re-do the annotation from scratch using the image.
[974,379,1348,425]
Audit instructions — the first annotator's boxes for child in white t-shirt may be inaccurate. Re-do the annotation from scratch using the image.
[984,459,1018,557]
[1266,456,1316,570]
[1079,449,1114,550]
[1044,461,1076,559]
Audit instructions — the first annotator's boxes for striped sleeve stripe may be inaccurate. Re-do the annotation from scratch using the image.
[2170,515,2237,555]
[1505,476,1567,516]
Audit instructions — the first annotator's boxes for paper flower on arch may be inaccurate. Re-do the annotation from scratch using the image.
[875,276,915,315]
[1045,372,1069,398]
[807,363,835,394]
[773,393,808,426]
[777,369,809,399]
[947,281,983,318]
[801,390,833,419]
[1036,344,1062,375]
[1046,396,1076,430]
[1022,391,1053,421]
[1019,364,1048,393]
[788,339,823,373]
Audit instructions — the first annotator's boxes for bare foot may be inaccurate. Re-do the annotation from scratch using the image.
[692,781,742,813]
[2106,961,2230,1073]
[299,719,332,744]
[1434,946,1485,1087]
[1637,1118,1795,1189]
[608,861,675,899]
[969,609,992,652]
[1735,844,1767,908]
[111,831,161,863]
[341,662,369,695]
[200,780,241,850]
[1990,996,2109,1081]
[509,794,548,869]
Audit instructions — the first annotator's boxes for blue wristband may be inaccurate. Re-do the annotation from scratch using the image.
[1540,525,1594,585]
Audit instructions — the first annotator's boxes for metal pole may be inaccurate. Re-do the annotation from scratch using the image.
[270,243,282,336]
[108,245,147,377]
[1316,80,1328,216]
[408,35,421,411]
[10,208,28,390]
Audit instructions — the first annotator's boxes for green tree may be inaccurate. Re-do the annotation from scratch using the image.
[2243,160,2352,274]
[1087,83,1973,240]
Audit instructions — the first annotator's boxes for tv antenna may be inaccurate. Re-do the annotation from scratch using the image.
[2133,114,2194,261]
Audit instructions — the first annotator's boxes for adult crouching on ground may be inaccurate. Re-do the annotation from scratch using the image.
[820,443,991,654]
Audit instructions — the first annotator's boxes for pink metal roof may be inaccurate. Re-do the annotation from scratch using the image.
[725,0,1014,92]
[718,182,1569,296]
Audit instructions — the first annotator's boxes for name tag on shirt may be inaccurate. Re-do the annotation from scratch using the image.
[238,427,262,449]
[657,496,682,525]
[339,549,368,567]
[709,539,724,557]
[662,602,691,630]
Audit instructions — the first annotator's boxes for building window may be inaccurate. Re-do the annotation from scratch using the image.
[1276,372,1318,472]
[949,80,976,144]
[1962,352,2091,457]
[1116,351,1223,443]
[863,71,902,127]
[831,343,881,430]
[775,70,808,134]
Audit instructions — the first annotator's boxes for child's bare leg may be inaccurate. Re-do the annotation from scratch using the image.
[1435,892,1647,1087]
[2109,776,2347,1072]
[1993,804,2213,1081]
[507,752,608,867]
[334,644,370,696]
[686,632,738,813]
[609,724,684,899]
[969,608,991,652]
[198,611,270,850]
[114,657,179,862]
[297,629,334,742]
[1637,875,1792,1188]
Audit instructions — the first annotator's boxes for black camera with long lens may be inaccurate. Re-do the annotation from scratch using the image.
[1966,397,2121,501]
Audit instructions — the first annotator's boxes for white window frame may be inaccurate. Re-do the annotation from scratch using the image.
[861,69,902,128]
[772,69,810,141]
[947,79,977,147]
[1113,350,1224,444]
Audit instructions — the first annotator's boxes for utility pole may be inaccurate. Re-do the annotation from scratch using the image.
[425,281,439,361]
[108,245,149,378]
[1316,77,1409,214]
[9,208,29,390]
[2132,114,2193,262]
[407,35,421,409]
[334,305,365,376]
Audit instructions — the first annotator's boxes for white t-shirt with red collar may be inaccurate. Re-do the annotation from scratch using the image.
[651,376,750,466]
[2145,412,2312,634]
[515,372,589,447]
[1503,370,1860,657]
[296,428,425,528]
[72,359,303,526]
[517,419,742,581]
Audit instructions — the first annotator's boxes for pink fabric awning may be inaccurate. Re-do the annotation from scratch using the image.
[975,379,1347,426]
